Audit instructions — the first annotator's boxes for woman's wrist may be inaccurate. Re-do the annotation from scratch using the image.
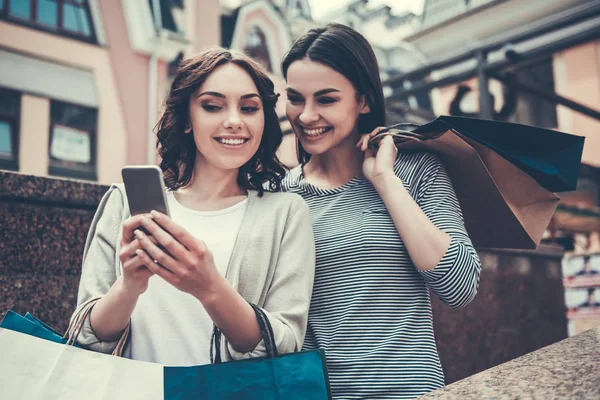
[193,274,229,306]
[116,276,144,301]
[372,171,402,194]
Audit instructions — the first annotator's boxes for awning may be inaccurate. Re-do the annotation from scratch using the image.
[0,49,98,108]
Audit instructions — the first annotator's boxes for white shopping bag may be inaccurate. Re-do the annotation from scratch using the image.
[0,328,163,400]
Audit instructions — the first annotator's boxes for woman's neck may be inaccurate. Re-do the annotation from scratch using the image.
[174,155,247,211]
[304,133,365,188]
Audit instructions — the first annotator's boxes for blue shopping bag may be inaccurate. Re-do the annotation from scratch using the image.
[0,310,70,345]
[164,304,332,400]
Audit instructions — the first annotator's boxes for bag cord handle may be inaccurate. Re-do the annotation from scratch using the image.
[210,303,278,364]
[64,297,130,357]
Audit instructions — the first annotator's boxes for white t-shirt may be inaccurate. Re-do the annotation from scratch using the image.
[128,191,248,365]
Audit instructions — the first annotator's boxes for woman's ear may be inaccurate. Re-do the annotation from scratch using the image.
[359,94,371,115]
[184,121,192,133]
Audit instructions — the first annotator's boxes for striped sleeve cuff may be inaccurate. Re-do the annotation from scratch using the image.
[418,238,481,309]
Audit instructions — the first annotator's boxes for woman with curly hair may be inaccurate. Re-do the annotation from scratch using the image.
[70,48,315,365]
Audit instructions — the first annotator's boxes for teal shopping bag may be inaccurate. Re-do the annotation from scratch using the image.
[164,304,332,400]
[0,310,69,344]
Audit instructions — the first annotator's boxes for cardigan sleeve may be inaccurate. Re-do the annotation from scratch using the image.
[69,185,127,353]
[227,195,316,359]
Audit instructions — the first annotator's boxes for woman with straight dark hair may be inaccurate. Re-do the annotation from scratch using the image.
[280,23,481,399]
[70,48,315,365]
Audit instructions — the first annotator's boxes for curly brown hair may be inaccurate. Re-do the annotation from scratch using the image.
[155,48,286,196]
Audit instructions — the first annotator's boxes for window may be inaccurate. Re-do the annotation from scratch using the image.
[148,0,185,34]
[0,87,21,171]
[48,100,97,180]
[1,0,96,43]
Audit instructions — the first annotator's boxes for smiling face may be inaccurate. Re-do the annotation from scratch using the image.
[285,59,370,158]
[187,63,265,172]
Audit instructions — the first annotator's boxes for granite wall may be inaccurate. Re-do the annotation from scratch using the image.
[0,171,108,333]
[0,171,568,383]
[432,247,568,383]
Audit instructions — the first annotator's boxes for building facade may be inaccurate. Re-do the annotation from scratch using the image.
[0,0,220,184]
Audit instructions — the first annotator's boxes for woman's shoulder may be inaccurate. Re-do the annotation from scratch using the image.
[395,151,443,176]
[279,165,303,193]
[396,150,442,168]
[93,183,131,221]
[248,189,309,222]
[253,190,307,210]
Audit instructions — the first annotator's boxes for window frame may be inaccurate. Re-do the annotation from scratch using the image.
[47,99,98,181]
[0,0,98,45]
[0,87,21,172]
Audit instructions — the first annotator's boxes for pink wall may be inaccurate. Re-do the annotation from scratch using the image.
[195,0,221,51]
[0,21,128,183]
[102,0,150,166]
[554,41,600,167]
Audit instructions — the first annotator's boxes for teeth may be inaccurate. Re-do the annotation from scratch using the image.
[303,127,329,136]
[218,138,246,145]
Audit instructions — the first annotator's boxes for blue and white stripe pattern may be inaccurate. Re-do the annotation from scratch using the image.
[281,151,482,399]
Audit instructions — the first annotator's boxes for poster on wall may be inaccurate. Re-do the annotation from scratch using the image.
[50,124,91,164]
[562,253,600,336]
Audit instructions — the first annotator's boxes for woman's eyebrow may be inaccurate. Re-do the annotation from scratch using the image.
[197,91,224,98]
[197,91,259,100]
[285,88,341,96]
[285,88,301,95]
[314,88,341,96]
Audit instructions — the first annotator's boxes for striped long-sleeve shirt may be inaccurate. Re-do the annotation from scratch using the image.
[281,151,482,399]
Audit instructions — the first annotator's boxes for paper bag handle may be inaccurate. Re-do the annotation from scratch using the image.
[210,303,278,364]
[64,297,130,357]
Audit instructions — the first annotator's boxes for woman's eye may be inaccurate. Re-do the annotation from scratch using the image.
[241,106,259,113]
[318,97,337,105]
[287,96,304,104]
[202,104,221,112]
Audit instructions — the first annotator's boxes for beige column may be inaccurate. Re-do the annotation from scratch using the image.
[18,95,50,177]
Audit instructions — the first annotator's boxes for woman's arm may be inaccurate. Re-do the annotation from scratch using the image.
[227,197,316,358]
[374,173,451,271]
[73,186,156,349]
[132,211,262,353]
[134,196,315,357]
[71,187,126,351]
[88,212,155,341]
[362,135,481,308]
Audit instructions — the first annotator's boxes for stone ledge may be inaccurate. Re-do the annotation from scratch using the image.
[420,327,600,399]
[0,170,108,209]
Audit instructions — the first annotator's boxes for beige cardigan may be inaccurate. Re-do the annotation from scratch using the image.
[71,184,315,362]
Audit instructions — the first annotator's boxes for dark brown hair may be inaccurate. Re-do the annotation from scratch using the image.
[155,48,286,195]
[281,23,386,164]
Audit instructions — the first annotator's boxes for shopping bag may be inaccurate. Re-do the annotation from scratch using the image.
[414,116,584,192]
[0,327,164,400]
[1,310,69,344]
[1,302,331,399]
[371,116,584,249]
[164,304,332,400]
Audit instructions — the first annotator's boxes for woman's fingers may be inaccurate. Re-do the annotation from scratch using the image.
[119,236,158,261]
[120,215,150,247]
[134,228,184,276]
[149,211,199,252]
[358,127,387,151]
[135,248,180,287]
[122,251,148,270]
[139,215,190,261]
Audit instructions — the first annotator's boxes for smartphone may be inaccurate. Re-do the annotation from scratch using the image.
[122,165,170,217]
